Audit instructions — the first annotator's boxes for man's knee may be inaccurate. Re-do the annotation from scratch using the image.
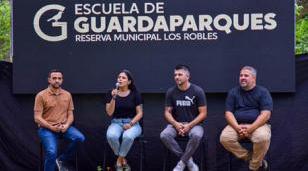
[220,131,236,145]
[190,132,203,142]
[251,132,271,143]
[160,131,171,142]
[75,133,85,142]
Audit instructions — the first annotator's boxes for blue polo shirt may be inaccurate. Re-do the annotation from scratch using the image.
[225,85,273,124]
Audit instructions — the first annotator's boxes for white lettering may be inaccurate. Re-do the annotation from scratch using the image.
[214,14,232,34]
[251,13,263,30]
[264,13,277,30]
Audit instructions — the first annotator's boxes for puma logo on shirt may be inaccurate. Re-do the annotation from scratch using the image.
[176,96,196,106]
[185,96,195,104]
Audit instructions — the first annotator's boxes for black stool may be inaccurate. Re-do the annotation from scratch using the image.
[162,136,207,171]
[228,139,270,171]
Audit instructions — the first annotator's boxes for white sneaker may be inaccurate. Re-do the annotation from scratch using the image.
[173,160,186,171]
[187,158,199,171]
[56,158,68,171]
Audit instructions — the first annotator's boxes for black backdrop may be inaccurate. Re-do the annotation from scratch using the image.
[1,57,308,171]
[13,0,295,94]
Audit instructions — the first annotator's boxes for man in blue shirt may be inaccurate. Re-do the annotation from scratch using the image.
[220,66,272,171]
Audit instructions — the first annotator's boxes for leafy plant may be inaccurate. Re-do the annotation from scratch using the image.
[296,17,308,55]
[296,4,304,19]
[0,0,11,61]
[296,4,308,55]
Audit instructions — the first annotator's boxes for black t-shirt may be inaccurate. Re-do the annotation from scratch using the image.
[225,85,273,124]
[165,84,207,122]
[106,90,142,119]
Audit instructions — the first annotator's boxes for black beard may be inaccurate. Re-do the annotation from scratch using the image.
[51,84,60,89]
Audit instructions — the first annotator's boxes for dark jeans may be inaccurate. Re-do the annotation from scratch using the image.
[38,126,85,171]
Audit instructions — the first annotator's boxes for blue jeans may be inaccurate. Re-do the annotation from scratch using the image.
[38,126,85,171]
[106,118,142,157]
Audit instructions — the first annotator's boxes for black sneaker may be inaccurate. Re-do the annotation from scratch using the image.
[56,158,68,171]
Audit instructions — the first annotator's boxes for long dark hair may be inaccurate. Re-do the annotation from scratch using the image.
[118,69,137,91]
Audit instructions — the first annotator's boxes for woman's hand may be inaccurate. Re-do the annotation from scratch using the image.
[111,89,118,99]
[123,123,132,130]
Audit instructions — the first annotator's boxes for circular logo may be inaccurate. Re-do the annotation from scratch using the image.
[33,4,67,42]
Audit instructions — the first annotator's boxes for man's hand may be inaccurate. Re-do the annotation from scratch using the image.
[181,123,192,135]
[60,123,70,133]
[49,124,62,133]
[174,122,185,136]
[242,124,255,137]
[237,125,248,139]
[237,124,255,138]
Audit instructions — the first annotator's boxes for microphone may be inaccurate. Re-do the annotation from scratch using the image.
[115,82,120,90]
[112,83,120,100]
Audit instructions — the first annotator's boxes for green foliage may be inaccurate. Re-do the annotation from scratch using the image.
[296,4,308,55]
[0,0,11,61]
[296,18,308,55]
[296,4,304,19]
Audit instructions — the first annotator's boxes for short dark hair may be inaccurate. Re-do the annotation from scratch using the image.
[48,69,63,78]
[175,64,190,73]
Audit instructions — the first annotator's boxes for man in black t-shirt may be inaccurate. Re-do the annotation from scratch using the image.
[160,64,207,171]
[220,66,273,171]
